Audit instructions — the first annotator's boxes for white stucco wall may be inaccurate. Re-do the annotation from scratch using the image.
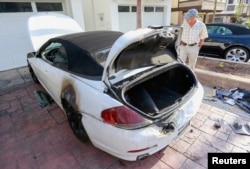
[70,0,86,30]
[82,0,172,31]
[92,0,112,30]
[81,0,113,31]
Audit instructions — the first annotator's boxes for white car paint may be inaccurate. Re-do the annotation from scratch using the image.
[27,14,204,161]
[83,83,203,161]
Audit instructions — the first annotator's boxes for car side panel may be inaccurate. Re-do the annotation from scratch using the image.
[200,35,250,58]
[29,57,68,106]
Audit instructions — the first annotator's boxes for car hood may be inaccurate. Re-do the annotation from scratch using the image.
[27,13,83,51]
[102,26,181,87]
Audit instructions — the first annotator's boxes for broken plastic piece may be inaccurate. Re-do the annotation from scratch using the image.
[231,122,250,136]
[233,122,242,129]
[225,98,235,106]
[216,88,232,97]
[231,90,244,100]
[236,99,250,113]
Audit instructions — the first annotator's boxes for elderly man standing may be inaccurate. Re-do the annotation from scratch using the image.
[179,8,208,70]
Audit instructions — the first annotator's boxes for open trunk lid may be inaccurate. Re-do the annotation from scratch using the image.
[27,13,83,51]
[102,26,182,87]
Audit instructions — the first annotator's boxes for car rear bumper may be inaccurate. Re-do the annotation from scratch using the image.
[82,83,204,161]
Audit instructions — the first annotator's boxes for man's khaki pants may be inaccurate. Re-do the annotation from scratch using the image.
[179,45,200,70]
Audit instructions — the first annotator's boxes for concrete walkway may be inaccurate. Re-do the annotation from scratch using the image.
[0,67,250,169]
[0,66,32,90]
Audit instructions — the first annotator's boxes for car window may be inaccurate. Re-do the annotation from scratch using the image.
[68,45,104,77]
[207,25,218,34]
[40,42,68,69]
[207,25,233,36]
[215,26,232,35]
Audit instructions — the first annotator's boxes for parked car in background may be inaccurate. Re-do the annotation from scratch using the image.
[199,23,250,62]
[27,14,204,161]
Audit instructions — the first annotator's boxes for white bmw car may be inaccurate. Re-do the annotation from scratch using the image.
[27,14,204,161]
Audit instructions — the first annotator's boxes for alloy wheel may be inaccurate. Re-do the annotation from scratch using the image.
[225,47,249,62]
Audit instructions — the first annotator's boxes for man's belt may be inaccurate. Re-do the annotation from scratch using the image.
[180,41,197,46]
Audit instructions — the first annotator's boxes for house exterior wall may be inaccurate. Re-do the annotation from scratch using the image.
[69,0,86,30]
[0,0,173,71]
[171,0,249,24]
[82,0,172,31]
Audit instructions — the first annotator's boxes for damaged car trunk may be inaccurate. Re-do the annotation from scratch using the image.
[116,64,197,119]
[103,27,198,120]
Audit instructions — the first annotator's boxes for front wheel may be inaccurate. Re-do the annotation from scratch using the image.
[63,101,89,142]
[225,47,249,62]
[28,63,39,83]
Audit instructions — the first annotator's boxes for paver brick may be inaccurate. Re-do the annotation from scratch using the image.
[1,81,250,169]
[198,133,233,152]
[180,159,206,169]
[194,112,208,122]
[170,138,191,154]
[190,118,203,129]
[49,107,67,124]
[231,146,248,153]
[40,152,78,169]
[214,131,229,141]
[181,126,201,144]
[0,100,11,111]
[155,147,187,169]
[184,140,217,168]
[227,132,250,151]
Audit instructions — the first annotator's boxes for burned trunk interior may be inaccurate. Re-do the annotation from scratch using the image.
[124,66,196,117]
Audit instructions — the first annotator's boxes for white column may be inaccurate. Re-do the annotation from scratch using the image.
[70,0,86,31]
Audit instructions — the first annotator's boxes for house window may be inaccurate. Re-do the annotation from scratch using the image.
[214,17,223,23]
[155,7,164,12]
[132,6,137,12]
[228,0,234,4]
[144,6,154,12]
[227,5,235,11]
[0,2,32,12]
[118,6,130,12]
[36,2,63,12]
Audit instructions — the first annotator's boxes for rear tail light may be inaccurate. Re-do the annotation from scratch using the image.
[101,106,151,129]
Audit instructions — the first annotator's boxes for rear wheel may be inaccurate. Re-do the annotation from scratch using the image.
[225,47,249,62]
[63,100,89,142]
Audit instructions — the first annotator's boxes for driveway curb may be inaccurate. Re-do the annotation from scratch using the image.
[195,68,250,91]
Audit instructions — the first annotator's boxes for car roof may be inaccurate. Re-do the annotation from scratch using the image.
[46,31,123,77]
[51,31,123,54]
[206,23,250,34]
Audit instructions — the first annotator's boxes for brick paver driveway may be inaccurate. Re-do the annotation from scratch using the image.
[0,81,249,169]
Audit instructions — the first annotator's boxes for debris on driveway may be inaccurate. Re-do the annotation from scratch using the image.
[230,122,250,136]
[213,119,250,136]
[213,119,224,129]
[214,88,250,113]
[34,90,53,107]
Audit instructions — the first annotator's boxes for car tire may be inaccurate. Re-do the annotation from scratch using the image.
[225,47,250,62]
[28,63,39,83]
[62,100,89,142]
